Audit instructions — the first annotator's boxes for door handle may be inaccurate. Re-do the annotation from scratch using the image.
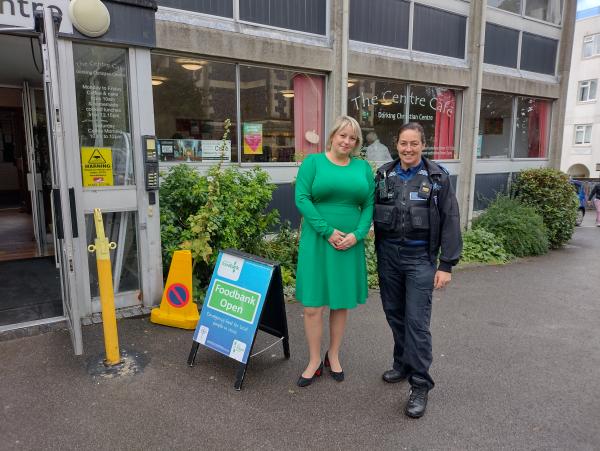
[52,188,64,240]
[69,188,79,238]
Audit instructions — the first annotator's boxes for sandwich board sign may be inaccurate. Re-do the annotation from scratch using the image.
[188,249,290,390]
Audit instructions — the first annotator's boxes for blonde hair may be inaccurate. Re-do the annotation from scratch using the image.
[326,115,363,154]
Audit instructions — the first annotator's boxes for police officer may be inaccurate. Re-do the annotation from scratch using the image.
[373,122,462,418]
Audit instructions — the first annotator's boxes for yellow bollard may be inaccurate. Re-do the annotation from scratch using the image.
[87,208,121,366]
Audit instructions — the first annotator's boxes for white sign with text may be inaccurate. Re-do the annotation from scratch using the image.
[1,0,73,34]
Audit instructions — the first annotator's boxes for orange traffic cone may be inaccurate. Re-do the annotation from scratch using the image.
[150,250,199,329]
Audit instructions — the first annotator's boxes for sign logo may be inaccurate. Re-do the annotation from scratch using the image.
[217,253,244,281]
[206,280,260,324]
[166,283,190,308]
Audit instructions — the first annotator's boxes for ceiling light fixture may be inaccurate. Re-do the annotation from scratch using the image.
[151,76,168,86]
[347,79,357,88]
[280,89,295,98]
[176,58,205,71]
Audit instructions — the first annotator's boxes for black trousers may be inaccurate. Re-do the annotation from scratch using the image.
[376,240,435,389]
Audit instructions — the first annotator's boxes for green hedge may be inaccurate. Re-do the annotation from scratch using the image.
[513,168,578,248]
[474,195,548,258]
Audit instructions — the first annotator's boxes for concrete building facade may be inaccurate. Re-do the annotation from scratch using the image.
[0,0,576,352]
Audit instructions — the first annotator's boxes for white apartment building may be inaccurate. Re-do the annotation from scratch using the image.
[561,6,600,179]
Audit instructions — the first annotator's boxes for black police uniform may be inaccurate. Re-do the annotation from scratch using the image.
[374,157,462,390]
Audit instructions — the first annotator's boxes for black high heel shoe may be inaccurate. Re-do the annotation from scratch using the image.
[324,351,345,382]
[297,361,324,387]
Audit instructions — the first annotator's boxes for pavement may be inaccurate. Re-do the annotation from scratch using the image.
[1,214,599,450]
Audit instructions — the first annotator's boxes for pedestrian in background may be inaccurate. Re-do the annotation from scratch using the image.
[588,182,600,226]
[373,122,462,418]
[294,116,375,387]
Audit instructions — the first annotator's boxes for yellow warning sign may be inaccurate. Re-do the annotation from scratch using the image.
[81,147,113,187]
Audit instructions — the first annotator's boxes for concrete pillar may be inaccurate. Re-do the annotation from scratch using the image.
[549,0,577,170]
[327,0,349,134]
[457,0,486,229]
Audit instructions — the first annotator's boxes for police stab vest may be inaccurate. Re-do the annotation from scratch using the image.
[374,168,433,242]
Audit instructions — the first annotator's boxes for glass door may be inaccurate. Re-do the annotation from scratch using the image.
[22,82,48,256]
[70,43,142,313]
[40,8,82,354]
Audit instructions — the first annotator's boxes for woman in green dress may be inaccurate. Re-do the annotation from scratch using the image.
[294,115,375,387]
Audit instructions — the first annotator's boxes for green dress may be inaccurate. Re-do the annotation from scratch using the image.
[295,153,375,309]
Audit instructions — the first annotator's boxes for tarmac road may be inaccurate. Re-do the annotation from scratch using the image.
[1,214,599,450]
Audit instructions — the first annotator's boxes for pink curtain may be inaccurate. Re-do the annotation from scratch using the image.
[433,90,456,160]
[528,100,549,158]
[293,75,324,159]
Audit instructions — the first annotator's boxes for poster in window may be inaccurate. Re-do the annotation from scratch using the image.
[243,123,263,155]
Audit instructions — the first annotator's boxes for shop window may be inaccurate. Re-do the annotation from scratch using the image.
[574,125,592,145]
[520,32,558,75]
[73,44,134,187]
[347,78,459,162]
[525,0,563,25]
[474,173,509,211]
[578,80,597,102]
[86,211,139,297]
[488,0,521,14]
[349,0,409,49]
[156,0,233,17]
[484,23,519,68]
[239,66,324,163]
[408,85,458,159]
[239,0,326,35]
[514,97,550,158]
[478,93,513,159]
[583,34,600,58]
[412,4,466,59]
[348,78,406,162]
[151,56,238,162]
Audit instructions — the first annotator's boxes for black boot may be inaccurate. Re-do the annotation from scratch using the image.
[405,385,429,418]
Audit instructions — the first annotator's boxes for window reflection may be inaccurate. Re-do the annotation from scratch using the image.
[478,93,513,159]
[151,55,238,162]
[347,78,459,162]
[73,44,134,186]
[239,66,324,163]
[514,97,550,158]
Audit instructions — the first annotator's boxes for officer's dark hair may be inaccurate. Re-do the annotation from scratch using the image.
[397,122,426,145]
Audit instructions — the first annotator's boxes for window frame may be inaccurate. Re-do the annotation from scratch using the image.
[488,0,564,26]
[151,52,328,166]
[577,80,598,103]
[349,0,469,63]
[478,92,552,161]
[346,76,463,161]
[583,34,600,59]
[574,124,592,146]
[156,0,330,39]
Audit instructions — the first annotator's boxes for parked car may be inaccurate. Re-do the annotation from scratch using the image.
[570,180,586,226]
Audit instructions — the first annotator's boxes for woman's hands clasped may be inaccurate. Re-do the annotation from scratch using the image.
[328,229,357,251]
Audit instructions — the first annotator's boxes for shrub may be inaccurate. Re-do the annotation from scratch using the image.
[364,234,379,288]
[513,168,578,248]
[461,228,511,264]
[260,222,299,298]
[181,164,279,287]
[159,165,208,272]
[473,195,548,258]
